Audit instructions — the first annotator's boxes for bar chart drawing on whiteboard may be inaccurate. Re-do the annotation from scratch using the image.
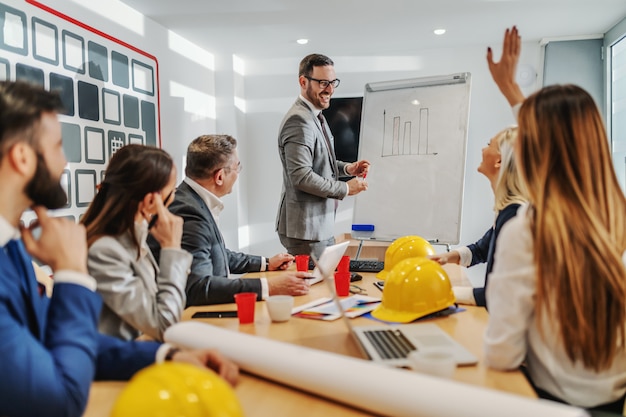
[381,108,436,157]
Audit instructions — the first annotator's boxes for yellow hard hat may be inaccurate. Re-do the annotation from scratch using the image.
[377,235,435,280]
[372,257,455,323]
[110,362,244,417]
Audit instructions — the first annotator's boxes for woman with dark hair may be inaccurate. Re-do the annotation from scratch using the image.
[82,144,192,342]
[484,27,626,412]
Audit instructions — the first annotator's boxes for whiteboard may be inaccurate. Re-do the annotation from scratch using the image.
[352,73,471,244]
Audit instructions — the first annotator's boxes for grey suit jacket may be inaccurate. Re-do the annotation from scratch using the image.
[276,98,349,241]
[150,181,263,306]
[88,232,191,341]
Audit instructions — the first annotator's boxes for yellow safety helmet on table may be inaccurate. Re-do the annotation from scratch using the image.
[110,362,244,417]
[376,235,435,280]
[372,257,455,323]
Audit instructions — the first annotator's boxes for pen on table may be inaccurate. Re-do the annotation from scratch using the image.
[349,284,368,295]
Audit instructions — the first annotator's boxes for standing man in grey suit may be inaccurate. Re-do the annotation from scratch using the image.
[277,53,370,258]
[151,134,311,306]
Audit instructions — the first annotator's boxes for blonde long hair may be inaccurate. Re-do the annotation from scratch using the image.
[493,126,526,211]
[517,84,626,371]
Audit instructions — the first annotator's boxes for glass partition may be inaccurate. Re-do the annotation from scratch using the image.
[611,36,626,189]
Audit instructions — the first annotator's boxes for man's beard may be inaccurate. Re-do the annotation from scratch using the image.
[25,153,67,210]
[305,84,330,110]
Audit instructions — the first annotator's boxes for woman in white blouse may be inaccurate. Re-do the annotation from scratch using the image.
[485,27,626,412]
[82,144,192,341]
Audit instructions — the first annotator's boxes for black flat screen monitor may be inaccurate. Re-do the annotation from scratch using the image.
[324,97,363,163]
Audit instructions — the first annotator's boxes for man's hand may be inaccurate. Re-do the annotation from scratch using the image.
[171,348,239,387]
[346,160,370,177]
[268,253,294,270]
[268,271,311,296]
[21,206,88,274]
[347,177,368,196]
[486,26,525,107]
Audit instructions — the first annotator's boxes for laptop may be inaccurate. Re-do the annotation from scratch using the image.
[311,252,478,368]
[307,241,351,285]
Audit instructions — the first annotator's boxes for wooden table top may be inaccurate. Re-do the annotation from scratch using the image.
[84,264,535,417]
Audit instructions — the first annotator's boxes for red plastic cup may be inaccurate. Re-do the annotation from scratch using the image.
[234,292,257,324]
[334,271,351,297]
[295,254,310,272]
[337,255,350,273]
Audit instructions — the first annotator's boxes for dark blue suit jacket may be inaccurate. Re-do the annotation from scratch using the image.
[150,181,263,306]
[0,241,160,417]
[467,203,520,307]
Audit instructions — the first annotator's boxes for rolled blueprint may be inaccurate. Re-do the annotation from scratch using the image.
[164,322,587,417]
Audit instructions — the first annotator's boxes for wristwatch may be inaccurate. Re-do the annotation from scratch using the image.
[265,259,270,271]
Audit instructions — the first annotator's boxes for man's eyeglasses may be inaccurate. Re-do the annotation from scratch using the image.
[224,161,243,174]
[304,76,340,89]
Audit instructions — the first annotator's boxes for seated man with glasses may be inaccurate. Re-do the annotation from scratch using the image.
[276,53,370,258]
[149,134,312,305]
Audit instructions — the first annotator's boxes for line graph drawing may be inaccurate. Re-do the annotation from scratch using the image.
[381,107,436,157]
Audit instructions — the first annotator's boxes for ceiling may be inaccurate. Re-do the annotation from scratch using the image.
[118,0,626,60]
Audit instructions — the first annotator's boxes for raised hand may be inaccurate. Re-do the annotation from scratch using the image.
[486,26,525,107]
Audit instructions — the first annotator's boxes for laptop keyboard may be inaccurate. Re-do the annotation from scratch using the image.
[363,329,416,360]
[350,260,385,273]
[308,259,385,273]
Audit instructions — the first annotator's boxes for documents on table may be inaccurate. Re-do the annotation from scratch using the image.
[291,295,381,321]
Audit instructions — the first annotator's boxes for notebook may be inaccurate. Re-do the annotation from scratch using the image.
[307,241,351,285]
[312,253,478,368]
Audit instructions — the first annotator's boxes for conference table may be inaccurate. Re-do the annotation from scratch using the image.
[84,266,536,417]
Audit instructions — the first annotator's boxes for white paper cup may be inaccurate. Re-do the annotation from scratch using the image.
[408,350,456,379]
[266,295,294,322]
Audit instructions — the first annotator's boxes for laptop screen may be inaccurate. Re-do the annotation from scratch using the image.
[311,246,371,360]
[309,241,350,284]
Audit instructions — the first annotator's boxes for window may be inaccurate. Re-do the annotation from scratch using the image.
[611,35,626,189]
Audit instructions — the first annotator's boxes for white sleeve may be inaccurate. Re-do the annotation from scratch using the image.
[512,103,522,121]
[456,246,472,267]
[484,210,536,370]
[155,343,173,363]
[53,270,97,291]
[452,286,476,305]
[260,277,269,300]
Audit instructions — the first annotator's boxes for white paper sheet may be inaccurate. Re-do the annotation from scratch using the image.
[291,295,381,320]
[164,322,588,417]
